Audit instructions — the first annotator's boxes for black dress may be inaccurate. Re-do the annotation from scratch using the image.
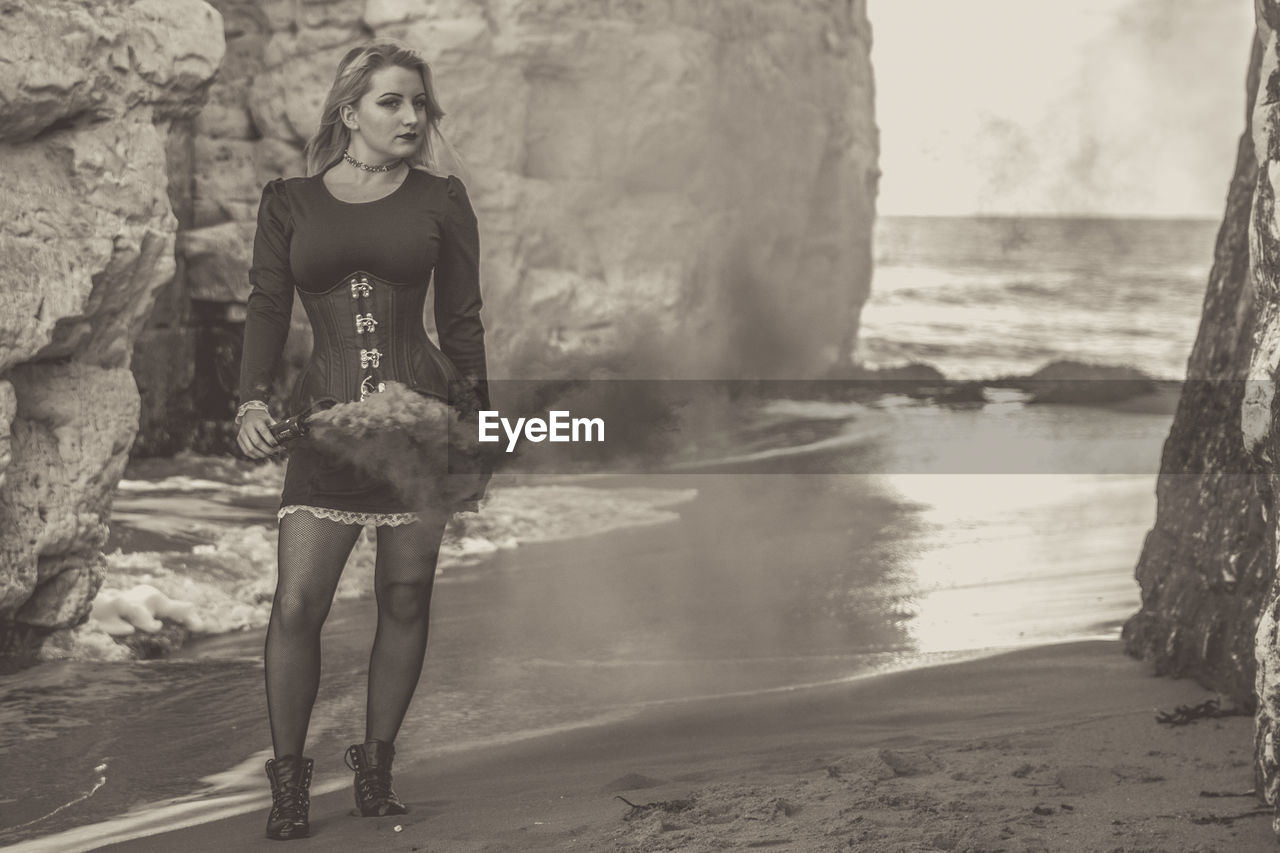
[237,163,491,525]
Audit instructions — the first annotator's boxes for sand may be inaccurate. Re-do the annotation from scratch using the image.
[86,640,1273,853]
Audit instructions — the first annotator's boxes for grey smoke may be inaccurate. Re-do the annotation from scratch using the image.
[305,382,489,511]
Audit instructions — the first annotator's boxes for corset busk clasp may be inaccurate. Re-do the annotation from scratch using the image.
[293,270,460,409]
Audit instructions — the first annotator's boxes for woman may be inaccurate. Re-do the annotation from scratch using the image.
[233,40,490,841]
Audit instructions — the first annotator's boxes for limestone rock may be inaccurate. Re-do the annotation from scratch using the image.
[192,137,261,225]
[0,381,14,491]
[0,1,223,663]
[1122,27,1266,707]
[179,221,255,302]
[0,116,188,374]
[207,0,876,384]
[250,24,366,144]
[255,137,307,186]
[0,364,138,618]
[0,0,224,143]
[1249,2,1280,828]
[195,102,256,140]
[1131,5,1280,832]
[142,0,876,456]
[14,554,106,631]
[470,0,879,377]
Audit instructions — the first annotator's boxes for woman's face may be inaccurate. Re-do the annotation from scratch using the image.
[343,64,428,163]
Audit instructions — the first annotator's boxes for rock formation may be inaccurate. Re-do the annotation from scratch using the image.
[0,0,223,664]
[1122,31,1267,704]
[1245,3,1280,829]
[134,0,879,453]
[1126,6,1280,834]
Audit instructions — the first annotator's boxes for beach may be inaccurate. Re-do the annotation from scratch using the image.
[75,640,1267,853]
[0,386,1218,852]
[0,0,1258,845]
[0,209,1235,850]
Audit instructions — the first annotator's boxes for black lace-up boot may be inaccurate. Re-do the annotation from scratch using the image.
[344,740,408,816]
[264,755,314,840]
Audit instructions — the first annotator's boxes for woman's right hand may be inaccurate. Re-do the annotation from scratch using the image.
[237,409,283,459]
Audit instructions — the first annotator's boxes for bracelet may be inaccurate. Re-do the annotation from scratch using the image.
[235,400,270,426]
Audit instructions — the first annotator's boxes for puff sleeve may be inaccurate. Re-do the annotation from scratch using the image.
[237,179,296,408]
[434,174,491,411]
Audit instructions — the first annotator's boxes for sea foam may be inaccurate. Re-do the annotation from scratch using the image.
[46,481,697,661]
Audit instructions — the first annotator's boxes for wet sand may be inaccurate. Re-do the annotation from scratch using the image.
[87,640,1269,852]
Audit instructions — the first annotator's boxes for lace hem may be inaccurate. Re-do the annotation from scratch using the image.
[277,505,422,526]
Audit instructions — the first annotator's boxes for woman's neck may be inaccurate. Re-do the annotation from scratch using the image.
[332,158,407,185]
[341,143,404,177]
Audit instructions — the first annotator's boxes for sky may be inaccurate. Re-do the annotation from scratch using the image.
[868,0,1258,218]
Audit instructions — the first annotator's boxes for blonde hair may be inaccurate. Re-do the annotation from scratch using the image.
[302,39,470,182]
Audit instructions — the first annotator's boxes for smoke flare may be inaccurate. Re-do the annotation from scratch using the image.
[304,382,491,513]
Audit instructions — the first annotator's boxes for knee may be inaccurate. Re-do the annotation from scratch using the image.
[271,589,331,635]
[379,580,432,624]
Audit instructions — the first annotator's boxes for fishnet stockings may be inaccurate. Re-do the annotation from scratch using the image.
[265,510,362,759]
[365,512,449,743]
[264,508,451,758]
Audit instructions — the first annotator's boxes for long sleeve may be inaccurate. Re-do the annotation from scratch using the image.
[434,174,490,411]
[237,179,296,408]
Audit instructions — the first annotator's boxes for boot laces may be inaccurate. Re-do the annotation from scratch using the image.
[270,762,312,823]
[346,745,396,806]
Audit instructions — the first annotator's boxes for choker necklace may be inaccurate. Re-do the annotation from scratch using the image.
[342,149,403,173]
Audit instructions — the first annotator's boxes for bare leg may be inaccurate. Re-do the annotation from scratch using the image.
[265,510,364,758]
[364,511,450,743]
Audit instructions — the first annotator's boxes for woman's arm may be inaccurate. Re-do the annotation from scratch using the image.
[434,174,491,412]
[238,179,296,409]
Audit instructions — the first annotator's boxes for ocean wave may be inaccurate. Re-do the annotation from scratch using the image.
[439,484,699,567]
[756,398,874,421]
[45,483,699,663]
[115,476,279,497]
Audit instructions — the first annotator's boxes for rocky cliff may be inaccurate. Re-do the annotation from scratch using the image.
[1120,30,1267,705]
[1247,2,1280,830]
[1126,6,1280,836]
[137,0,879,449]
[0,0,223,664]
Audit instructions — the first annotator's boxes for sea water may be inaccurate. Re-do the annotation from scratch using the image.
[861,215,1217,380]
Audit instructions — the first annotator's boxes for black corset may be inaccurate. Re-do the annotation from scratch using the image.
[290,270,463,412]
